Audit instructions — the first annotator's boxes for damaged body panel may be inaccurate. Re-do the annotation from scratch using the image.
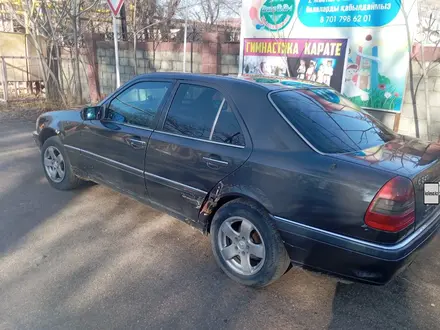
[199,181,274,234]
[144,127,252,224]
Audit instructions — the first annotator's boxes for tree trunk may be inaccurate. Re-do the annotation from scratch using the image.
[133,0,137,75]
[402,2,419,137]
[121,4,128,41]
[56,43,63,92]
[46,43,59,101]
[73,0,82,103]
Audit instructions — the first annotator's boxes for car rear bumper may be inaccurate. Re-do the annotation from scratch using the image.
[32,131,41,149]
[271,208,440,284]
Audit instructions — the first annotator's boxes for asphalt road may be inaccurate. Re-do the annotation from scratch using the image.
[1,120,440,330]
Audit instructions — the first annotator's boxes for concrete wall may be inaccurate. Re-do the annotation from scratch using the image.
[92,33,239,98]
[398,63,440,140]
[95,42,203,97]
[219,43,240,75]
[59,56,91,104]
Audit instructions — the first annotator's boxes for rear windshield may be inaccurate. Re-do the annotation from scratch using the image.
[270,89,397,154]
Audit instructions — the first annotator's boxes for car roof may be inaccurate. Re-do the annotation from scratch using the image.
[134,72,327,92]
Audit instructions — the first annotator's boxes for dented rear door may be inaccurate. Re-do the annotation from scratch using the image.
[144,81,252,222]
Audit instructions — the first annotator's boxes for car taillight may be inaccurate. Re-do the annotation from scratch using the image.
[364,176,415,232]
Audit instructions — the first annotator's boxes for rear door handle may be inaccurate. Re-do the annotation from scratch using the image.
[127,137,147,149]
[202,156,229,167]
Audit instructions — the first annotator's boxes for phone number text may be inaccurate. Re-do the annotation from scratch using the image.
[320,14,372,24]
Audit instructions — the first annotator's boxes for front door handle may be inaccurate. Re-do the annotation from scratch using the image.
[202,156,229,168]
[127,137,146,150]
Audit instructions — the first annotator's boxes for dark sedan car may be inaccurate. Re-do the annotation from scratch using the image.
[33,73,440,287]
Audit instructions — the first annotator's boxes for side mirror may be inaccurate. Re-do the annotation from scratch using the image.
[82,106,102,120]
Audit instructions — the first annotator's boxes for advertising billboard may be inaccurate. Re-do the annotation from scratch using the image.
[239,0,419,112]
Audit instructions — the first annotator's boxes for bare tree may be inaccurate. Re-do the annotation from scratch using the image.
[127,0,158,75]
[5,0,103,104]
[402,0,440,139]
[414,13,440,96]
[222,0,241,17]
[67,0,100,103]
[128,0,188,73]
[6,0,69,104]
[191,0,240,25]
[401,0,420,136]
[414,12,440,140]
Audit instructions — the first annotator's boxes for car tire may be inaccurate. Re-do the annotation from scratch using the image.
[41,136,84,190]
[210,198,291,287]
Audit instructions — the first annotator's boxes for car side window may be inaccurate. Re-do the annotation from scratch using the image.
[211,102,245,146]
[106,81,171,129]
[164,84,224,140]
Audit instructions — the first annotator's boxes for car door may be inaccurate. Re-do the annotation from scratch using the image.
[144,82,252,221]
[79,79,174,198]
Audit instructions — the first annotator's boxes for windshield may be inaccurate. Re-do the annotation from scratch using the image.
[270,88,397,154]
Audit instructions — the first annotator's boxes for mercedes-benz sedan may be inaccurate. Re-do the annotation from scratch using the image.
[33,73,440,287]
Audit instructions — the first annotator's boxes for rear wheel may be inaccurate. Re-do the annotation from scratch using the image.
[41,136,84,190]
[210,199,291,287]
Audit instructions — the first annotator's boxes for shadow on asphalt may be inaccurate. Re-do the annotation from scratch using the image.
[0,145,92,254]
[0,122,65,253]
[1,120,439,329]
[327,235,440,329]
[328,280,413,329]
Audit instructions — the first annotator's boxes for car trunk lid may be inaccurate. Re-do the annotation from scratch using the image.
[332,135,440,229]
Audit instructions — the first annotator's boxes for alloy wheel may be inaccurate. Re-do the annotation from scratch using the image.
[43,146,66,183]
[217,216,266,276]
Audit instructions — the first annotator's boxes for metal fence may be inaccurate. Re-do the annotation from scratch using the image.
[0,56,45,102]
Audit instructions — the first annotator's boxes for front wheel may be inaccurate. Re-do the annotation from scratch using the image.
[41,136,84,190]
[210,199,291,287]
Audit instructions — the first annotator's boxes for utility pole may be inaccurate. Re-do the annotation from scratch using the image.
[107,0,124,88]
[113,13,121,88]
[421,38,431,140]
[183,2,188,72]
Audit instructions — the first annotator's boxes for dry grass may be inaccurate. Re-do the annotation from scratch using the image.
[0,99,83,122]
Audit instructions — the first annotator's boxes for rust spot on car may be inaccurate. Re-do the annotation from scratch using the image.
[200,182,224,216]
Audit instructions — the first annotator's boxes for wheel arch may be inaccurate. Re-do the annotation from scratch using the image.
[39,127,58,145]
[199,184,274,234]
